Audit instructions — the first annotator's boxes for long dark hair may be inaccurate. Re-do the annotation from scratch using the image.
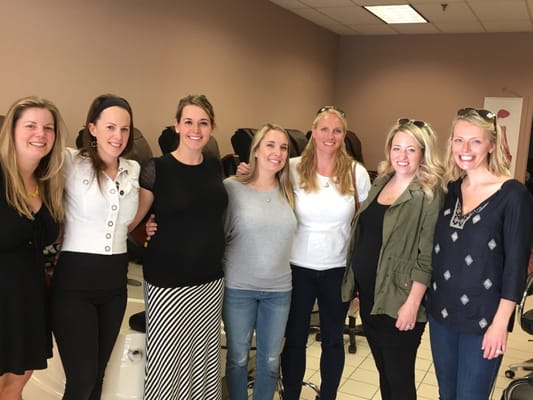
[79,94,134,187]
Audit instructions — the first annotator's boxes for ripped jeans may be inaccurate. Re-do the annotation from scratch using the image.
[223,287,291,400]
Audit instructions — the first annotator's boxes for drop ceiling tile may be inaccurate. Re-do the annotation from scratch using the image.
[484,20,533,32]
[390,23,441,34]
[347,24,400,35]
[300,0,355,6]
[468,0,530,20]
[318,6,382,24]
[268,0,533,35]
[433,21,486,33]
[269,0,308,9]
[290,7,339,25]
[322,24,361,35]
[414,2,479,23]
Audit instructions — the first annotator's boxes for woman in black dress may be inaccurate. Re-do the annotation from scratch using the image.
[0,96,66,399]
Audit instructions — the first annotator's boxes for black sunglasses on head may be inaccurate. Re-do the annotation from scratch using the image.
[398,118,427,129]
[317,105,345,117]
[457,107,497,126]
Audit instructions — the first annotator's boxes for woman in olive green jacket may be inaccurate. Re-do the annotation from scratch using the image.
[341,119,444,400]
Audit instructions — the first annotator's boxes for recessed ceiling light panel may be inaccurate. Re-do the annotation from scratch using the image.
[364,4,428,24]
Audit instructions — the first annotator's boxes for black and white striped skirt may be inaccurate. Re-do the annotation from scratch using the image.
[143,278,224,400]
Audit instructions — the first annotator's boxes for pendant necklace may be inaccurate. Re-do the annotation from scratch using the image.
[28,185,39,198]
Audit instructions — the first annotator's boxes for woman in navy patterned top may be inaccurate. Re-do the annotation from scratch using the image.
[426,108,533,400]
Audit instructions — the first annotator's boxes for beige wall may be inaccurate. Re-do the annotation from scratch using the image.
[0,0,338,156]
[3,1,532,179]
[336,33,533,179]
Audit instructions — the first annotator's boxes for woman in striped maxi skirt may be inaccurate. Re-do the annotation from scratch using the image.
[144,278,224,398]
[133,94,228,399]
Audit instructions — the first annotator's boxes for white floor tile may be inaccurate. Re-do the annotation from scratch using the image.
[23,264,532,400]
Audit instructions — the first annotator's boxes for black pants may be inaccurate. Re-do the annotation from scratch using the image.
[362,312,425,400]
[281,266,349,400]
[51,287,127,400]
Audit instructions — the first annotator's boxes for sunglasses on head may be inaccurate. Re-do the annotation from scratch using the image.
[317,105,345,117]
[398,118,427,129]
[457,108,497,126]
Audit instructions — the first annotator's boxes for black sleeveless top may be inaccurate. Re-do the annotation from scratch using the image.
[140,154,228,287]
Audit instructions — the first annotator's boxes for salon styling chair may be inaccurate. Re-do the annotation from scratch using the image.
[504,272,533,377]
[501,272,533,400]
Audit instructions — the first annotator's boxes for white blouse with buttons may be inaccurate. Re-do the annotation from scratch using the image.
[61,147,140,255]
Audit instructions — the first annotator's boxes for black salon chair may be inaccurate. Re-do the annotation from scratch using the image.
[158,125,234,178]
[310,302,362,355]
[231,127,308,163]
[75,126,153,165]
[501,373,533,400]
[221,154,240,177]
[158,125,221,159]
[504,272,533,379]
[306,129,365,165]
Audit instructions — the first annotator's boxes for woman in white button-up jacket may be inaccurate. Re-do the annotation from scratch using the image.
[50,94,140,400]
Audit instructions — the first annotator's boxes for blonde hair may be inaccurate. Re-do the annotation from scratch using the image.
[0,96,66,220]
[297,109,356,196]
[378,120,445,200]
[235,123,294,208]
[444,110,511,182]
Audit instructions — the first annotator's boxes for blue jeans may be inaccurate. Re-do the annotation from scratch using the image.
[223,288,291,400]
[428,314,503,400]
[281,266,349,400]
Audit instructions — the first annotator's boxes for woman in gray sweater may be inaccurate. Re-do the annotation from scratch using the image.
[222,123,296,400]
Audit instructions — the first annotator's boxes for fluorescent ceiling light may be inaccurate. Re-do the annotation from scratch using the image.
[364,5,428,24]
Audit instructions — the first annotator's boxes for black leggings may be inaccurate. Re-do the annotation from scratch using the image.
[51,287,127,400]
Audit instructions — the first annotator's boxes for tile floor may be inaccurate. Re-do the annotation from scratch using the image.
[28,263,529,400]
[277,315,532,400]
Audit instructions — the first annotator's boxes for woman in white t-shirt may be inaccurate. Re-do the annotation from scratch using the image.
[280,106,371,400]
